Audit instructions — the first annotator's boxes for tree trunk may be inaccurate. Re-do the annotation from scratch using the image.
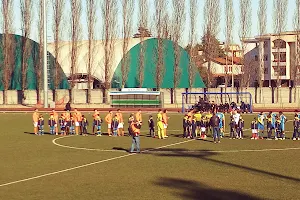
[3,90,7,105]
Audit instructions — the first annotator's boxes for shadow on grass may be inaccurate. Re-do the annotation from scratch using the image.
[154,177,262,200]
[146,148,300,184]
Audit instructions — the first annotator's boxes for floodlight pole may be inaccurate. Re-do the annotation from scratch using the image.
[43,0,48,108]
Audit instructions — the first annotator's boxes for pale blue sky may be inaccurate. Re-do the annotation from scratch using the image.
[0,0,297,46]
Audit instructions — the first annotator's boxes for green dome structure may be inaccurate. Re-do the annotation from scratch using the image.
[111,38,206,89]
[0,34,69,90]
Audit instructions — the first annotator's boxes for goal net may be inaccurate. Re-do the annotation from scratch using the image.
[181,92,253,113]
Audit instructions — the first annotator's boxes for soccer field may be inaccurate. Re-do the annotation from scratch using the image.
[0,112,299,200]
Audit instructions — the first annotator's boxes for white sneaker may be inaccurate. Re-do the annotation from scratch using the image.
[293,138,296,141]
[275,137,278,140]
[251,137,254,140]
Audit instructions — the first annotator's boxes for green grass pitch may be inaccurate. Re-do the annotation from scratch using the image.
[0,112,299,200]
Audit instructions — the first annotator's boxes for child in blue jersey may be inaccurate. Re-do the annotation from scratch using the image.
[191,116,197,139]
[266,114,273,140]
[251,117,258,140]
[274,117,281,140]
[270,111,276,130]
[200,116,207,139]
[48,114,56,135]
[94,115,102,136]
[38,114,44,135]
[111,115,119,137]
[81,115,89,136]
[237,116,244,139]
[292,114,300,141]
[148,115,155,138]
[216,111,225,138]
[183,114,189,138]
[279,111,287,140]
[59,114,66,136]
[229,116,236,139]
[69,116,75,135]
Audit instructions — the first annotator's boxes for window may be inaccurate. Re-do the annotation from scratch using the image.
[263,41,268,48]
[273,39,286,48]
[264,55,268,61]
[264,68,268,74]
[254,55,258,61]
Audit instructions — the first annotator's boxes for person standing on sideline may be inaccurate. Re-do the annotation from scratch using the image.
[162,109,169,138]
[135,109,142,129]
[92,109,100,134]
[105,110,113,136]
[129,120,141,153]
[157,109,165,139]
[210,112,221,143]
[51,109,59,135]
[32,108,39,135]
[73,108,82,135]
[116,109,124,136]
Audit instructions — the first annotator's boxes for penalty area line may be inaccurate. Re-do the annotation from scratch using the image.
[0,138,196,187]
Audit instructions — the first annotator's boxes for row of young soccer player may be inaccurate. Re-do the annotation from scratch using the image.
[32,108,147,137]
[253,111,300,140]
[182,109,300,141]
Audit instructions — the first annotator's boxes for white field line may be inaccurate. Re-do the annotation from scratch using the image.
[0,138,195,187]
[52,129,251,152]
[52,136,122,152]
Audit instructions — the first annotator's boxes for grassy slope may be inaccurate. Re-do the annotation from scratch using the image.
[0,113,299,200]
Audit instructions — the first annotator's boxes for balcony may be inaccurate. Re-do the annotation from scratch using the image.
[272,61,286,66]
[271,48,286,52]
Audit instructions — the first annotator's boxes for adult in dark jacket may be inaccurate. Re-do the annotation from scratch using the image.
[210,113,221,143]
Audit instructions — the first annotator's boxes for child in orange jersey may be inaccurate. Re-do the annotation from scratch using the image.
[105,110,113,136]
[32,108,39,135]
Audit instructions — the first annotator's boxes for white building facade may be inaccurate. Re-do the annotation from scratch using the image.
[244,32,300,87]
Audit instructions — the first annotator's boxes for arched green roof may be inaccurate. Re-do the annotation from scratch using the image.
[111,38,205,88]
[0,34,69,90]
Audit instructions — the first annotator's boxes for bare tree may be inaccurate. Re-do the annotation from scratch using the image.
[239,0,252,88]
[171,0,185,103]
[273,0,288,103]
[35,0,44,103]
[1,0,15,104]
[293,0,300,102]
[224,0,234,94]
[257,0,266,103]
[121,0,134,88]
[203,0,220,88]
[20,0,33,104]
[86,0,96,103]
[69,0,82,103]
[188,0,197,92]
[137,0,149,88]
[52,0,65,102]
[153,0,168,90]
[101,0,118,103]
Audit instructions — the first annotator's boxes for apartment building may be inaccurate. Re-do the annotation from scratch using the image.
[244,31,300,87]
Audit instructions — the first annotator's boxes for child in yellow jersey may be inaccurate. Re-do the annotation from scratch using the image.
[194,111,202,137]
[157,109,165,139]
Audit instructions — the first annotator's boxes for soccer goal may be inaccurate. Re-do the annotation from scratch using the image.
[181,92,253,113]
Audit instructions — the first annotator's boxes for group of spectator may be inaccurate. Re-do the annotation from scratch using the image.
[191,97,251,113]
